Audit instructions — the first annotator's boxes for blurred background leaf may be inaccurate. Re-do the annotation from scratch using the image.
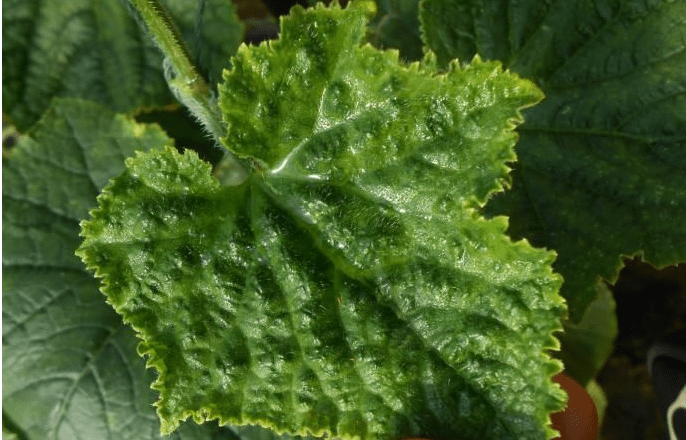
[2,0,243,132]
[1,98,229,440]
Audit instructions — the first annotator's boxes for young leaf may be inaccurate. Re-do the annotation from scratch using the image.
[79,3,567,439]
[558,281,617,386]
[2,429,19,440]
[1,98,228,440]
[1,0,242,131]
[421,0,686,322]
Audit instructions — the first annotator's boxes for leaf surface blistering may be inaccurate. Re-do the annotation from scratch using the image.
[79,3,567,440]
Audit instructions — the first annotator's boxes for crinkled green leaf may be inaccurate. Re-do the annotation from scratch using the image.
[367,0,423,61]
[1,98,231,440]
[79,3,567,440]
[1,0,242,131]
[421,0,686,322]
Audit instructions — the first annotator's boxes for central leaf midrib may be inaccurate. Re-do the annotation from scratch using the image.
[245,188,353,437]
[269,100,402,179]
[248,169,523,439]
[251,175,387,282]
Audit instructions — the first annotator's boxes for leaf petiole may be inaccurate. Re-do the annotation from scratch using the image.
[128,0,196,84]
[126,0,246,177]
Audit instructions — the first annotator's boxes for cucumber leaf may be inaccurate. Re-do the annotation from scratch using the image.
[79,3,567,439]
[158,0,244,90]
[1,0,242,131]
[420,0,686,322]
[367,0,423,61]
[1,98,229,440]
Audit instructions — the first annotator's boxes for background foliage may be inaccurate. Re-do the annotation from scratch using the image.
[3,0,685,439]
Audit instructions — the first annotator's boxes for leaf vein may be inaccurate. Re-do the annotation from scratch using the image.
[2,193,82,223]
[614,87,686,131]
[49,327,122,439]
[3,287,76,337]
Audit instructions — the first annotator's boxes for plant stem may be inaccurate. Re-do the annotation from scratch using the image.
[129,0,197,83]
[127,0,247,181]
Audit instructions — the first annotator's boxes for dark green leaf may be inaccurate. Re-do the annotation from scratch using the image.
[367,0,423,61]
[166,0,244,90]
[421,0,686,322]
[1,98,225,440]
[1,0,242,131]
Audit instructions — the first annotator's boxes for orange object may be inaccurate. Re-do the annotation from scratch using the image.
[551,372,599,440]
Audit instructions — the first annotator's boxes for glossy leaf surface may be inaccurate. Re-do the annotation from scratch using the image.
[1,98,228,440]
[79,4,567,439]
[421,0,686,322]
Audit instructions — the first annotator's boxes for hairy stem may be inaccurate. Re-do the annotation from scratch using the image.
[127,0,247,180]
[128,0,197,82]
